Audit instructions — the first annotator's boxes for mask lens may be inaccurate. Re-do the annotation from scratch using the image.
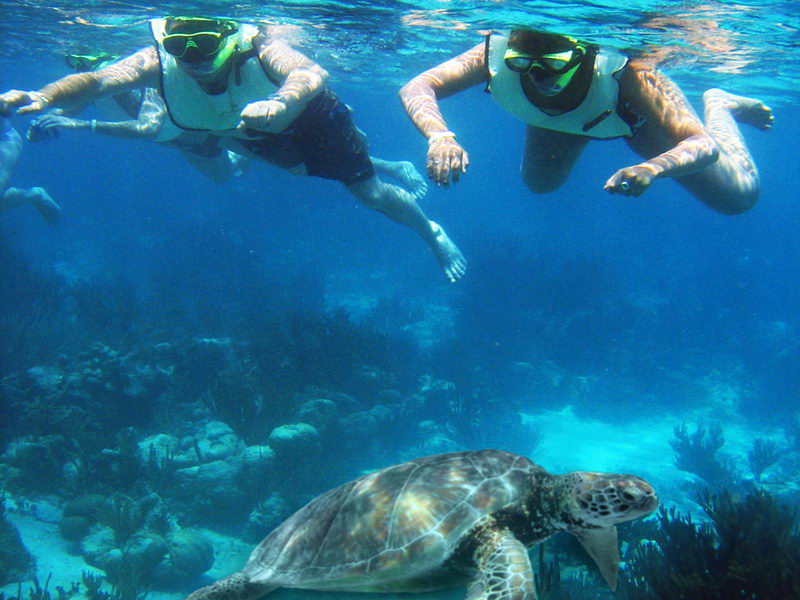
[504,55,535,73]
[540,48,582,74]
[163,34,190,57]
[193,32,224,55]
[163,32,224,59]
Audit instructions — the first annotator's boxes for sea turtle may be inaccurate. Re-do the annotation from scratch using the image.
[186,449,657,600]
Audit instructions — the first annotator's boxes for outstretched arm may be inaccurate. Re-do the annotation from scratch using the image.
[28,87,167,141]
[237,33,328,134]
[0,48,160,116]
[399,42,488,186]
[604,62,719,196]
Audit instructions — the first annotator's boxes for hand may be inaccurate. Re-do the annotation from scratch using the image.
[604,164,659,197]
[0,89,50,116]
[237,99,294,134]
[27,114,83,141]
[427,136,469,187]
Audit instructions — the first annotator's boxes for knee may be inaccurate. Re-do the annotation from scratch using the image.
[351,180,391,210]
[706,190,758,215]
[521,168,564,194]
[721,194,757,215]
[357,187,384,209]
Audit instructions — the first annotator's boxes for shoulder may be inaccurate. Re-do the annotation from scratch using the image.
[618,59,705,136]
[125,47,161,71]
[101,47,160,87]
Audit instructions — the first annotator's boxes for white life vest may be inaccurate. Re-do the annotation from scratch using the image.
[487,32,634,139]
[150,19,278,132]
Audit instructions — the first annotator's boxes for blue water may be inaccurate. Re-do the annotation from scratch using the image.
[1,2,799,599]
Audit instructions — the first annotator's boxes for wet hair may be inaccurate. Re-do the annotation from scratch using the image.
[164,17,238,35]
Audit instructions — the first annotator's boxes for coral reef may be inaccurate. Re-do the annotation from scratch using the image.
[619,489,800,598]
[0,497,36,585]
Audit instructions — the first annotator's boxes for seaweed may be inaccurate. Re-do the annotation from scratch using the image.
[200,361,267,444]
[103,553,150,600]
[619,489,800,599]
[143,444,177,495]
[669,423,736,490]
[96,494,144,546]
[747,437,781,482]
[81,571,110,600]
[447,387,541,455]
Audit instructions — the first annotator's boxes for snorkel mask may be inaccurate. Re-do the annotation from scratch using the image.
[65,53,121,73]
[162,16,239,73]
[504,29,597,115]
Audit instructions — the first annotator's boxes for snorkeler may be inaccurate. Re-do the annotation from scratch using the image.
[400,29,773,215]
[27,52,250,185]
[1,19,466,282]
[29,53,429,196]
[0,110,60,223]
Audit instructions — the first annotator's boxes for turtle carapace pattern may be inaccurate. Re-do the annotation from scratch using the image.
[185,449,658,600]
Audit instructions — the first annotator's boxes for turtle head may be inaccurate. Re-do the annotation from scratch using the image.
[556,471,657,592]
[565,471,658,527]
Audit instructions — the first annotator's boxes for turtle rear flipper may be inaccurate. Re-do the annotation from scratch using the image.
[466,529,536,600]
[184,571,278,600]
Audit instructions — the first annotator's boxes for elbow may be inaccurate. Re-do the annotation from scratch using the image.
[138,118,163,139]
[308,65,328,90]
[398,78,433,113]
[398,81,415,108]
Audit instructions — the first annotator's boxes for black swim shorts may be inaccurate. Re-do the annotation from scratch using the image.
[237,89,375,186]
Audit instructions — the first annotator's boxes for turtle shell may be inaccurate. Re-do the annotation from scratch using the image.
[245,449,544,592]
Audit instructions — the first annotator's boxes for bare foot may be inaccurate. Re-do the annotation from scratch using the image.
[378,160,428,201]
[29,187,61,224]
[704,88,774,130]
[394,161,428,201]
[430,221,467,283]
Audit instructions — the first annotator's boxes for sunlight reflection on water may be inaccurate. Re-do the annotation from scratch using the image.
[0,1,797,103]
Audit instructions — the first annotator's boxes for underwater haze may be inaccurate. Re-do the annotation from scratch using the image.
[1,2,800,600]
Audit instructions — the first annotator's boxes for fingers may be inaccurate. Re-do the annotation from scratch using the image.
[604,165,655,197]
[427,140,469,187]
[604,175,645,197]
[17,103,43,115]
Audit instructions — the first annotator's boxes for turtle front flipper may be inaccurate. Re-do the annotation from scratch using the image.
[466,528,536,600]
[184,571,278,600]
[572,526,620,591]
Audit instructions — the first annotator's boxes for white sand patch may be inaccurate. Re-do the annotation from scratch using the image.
[2,509,90,597]
[1,501,251,600]
[521,404,788,514]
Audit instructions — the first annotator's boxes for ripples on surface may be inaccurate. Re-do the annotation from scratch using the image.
[2,0,799,104]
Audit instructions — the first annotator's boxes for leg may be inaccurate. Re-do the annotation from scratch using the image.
[347,175,467,283]
[0,121,60,223]
[179,147,250,184]
[0,117,23,196]
[2,187,61,223]
[521,125,590,194]
[680,88,773,214]
[370,156,428,201]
